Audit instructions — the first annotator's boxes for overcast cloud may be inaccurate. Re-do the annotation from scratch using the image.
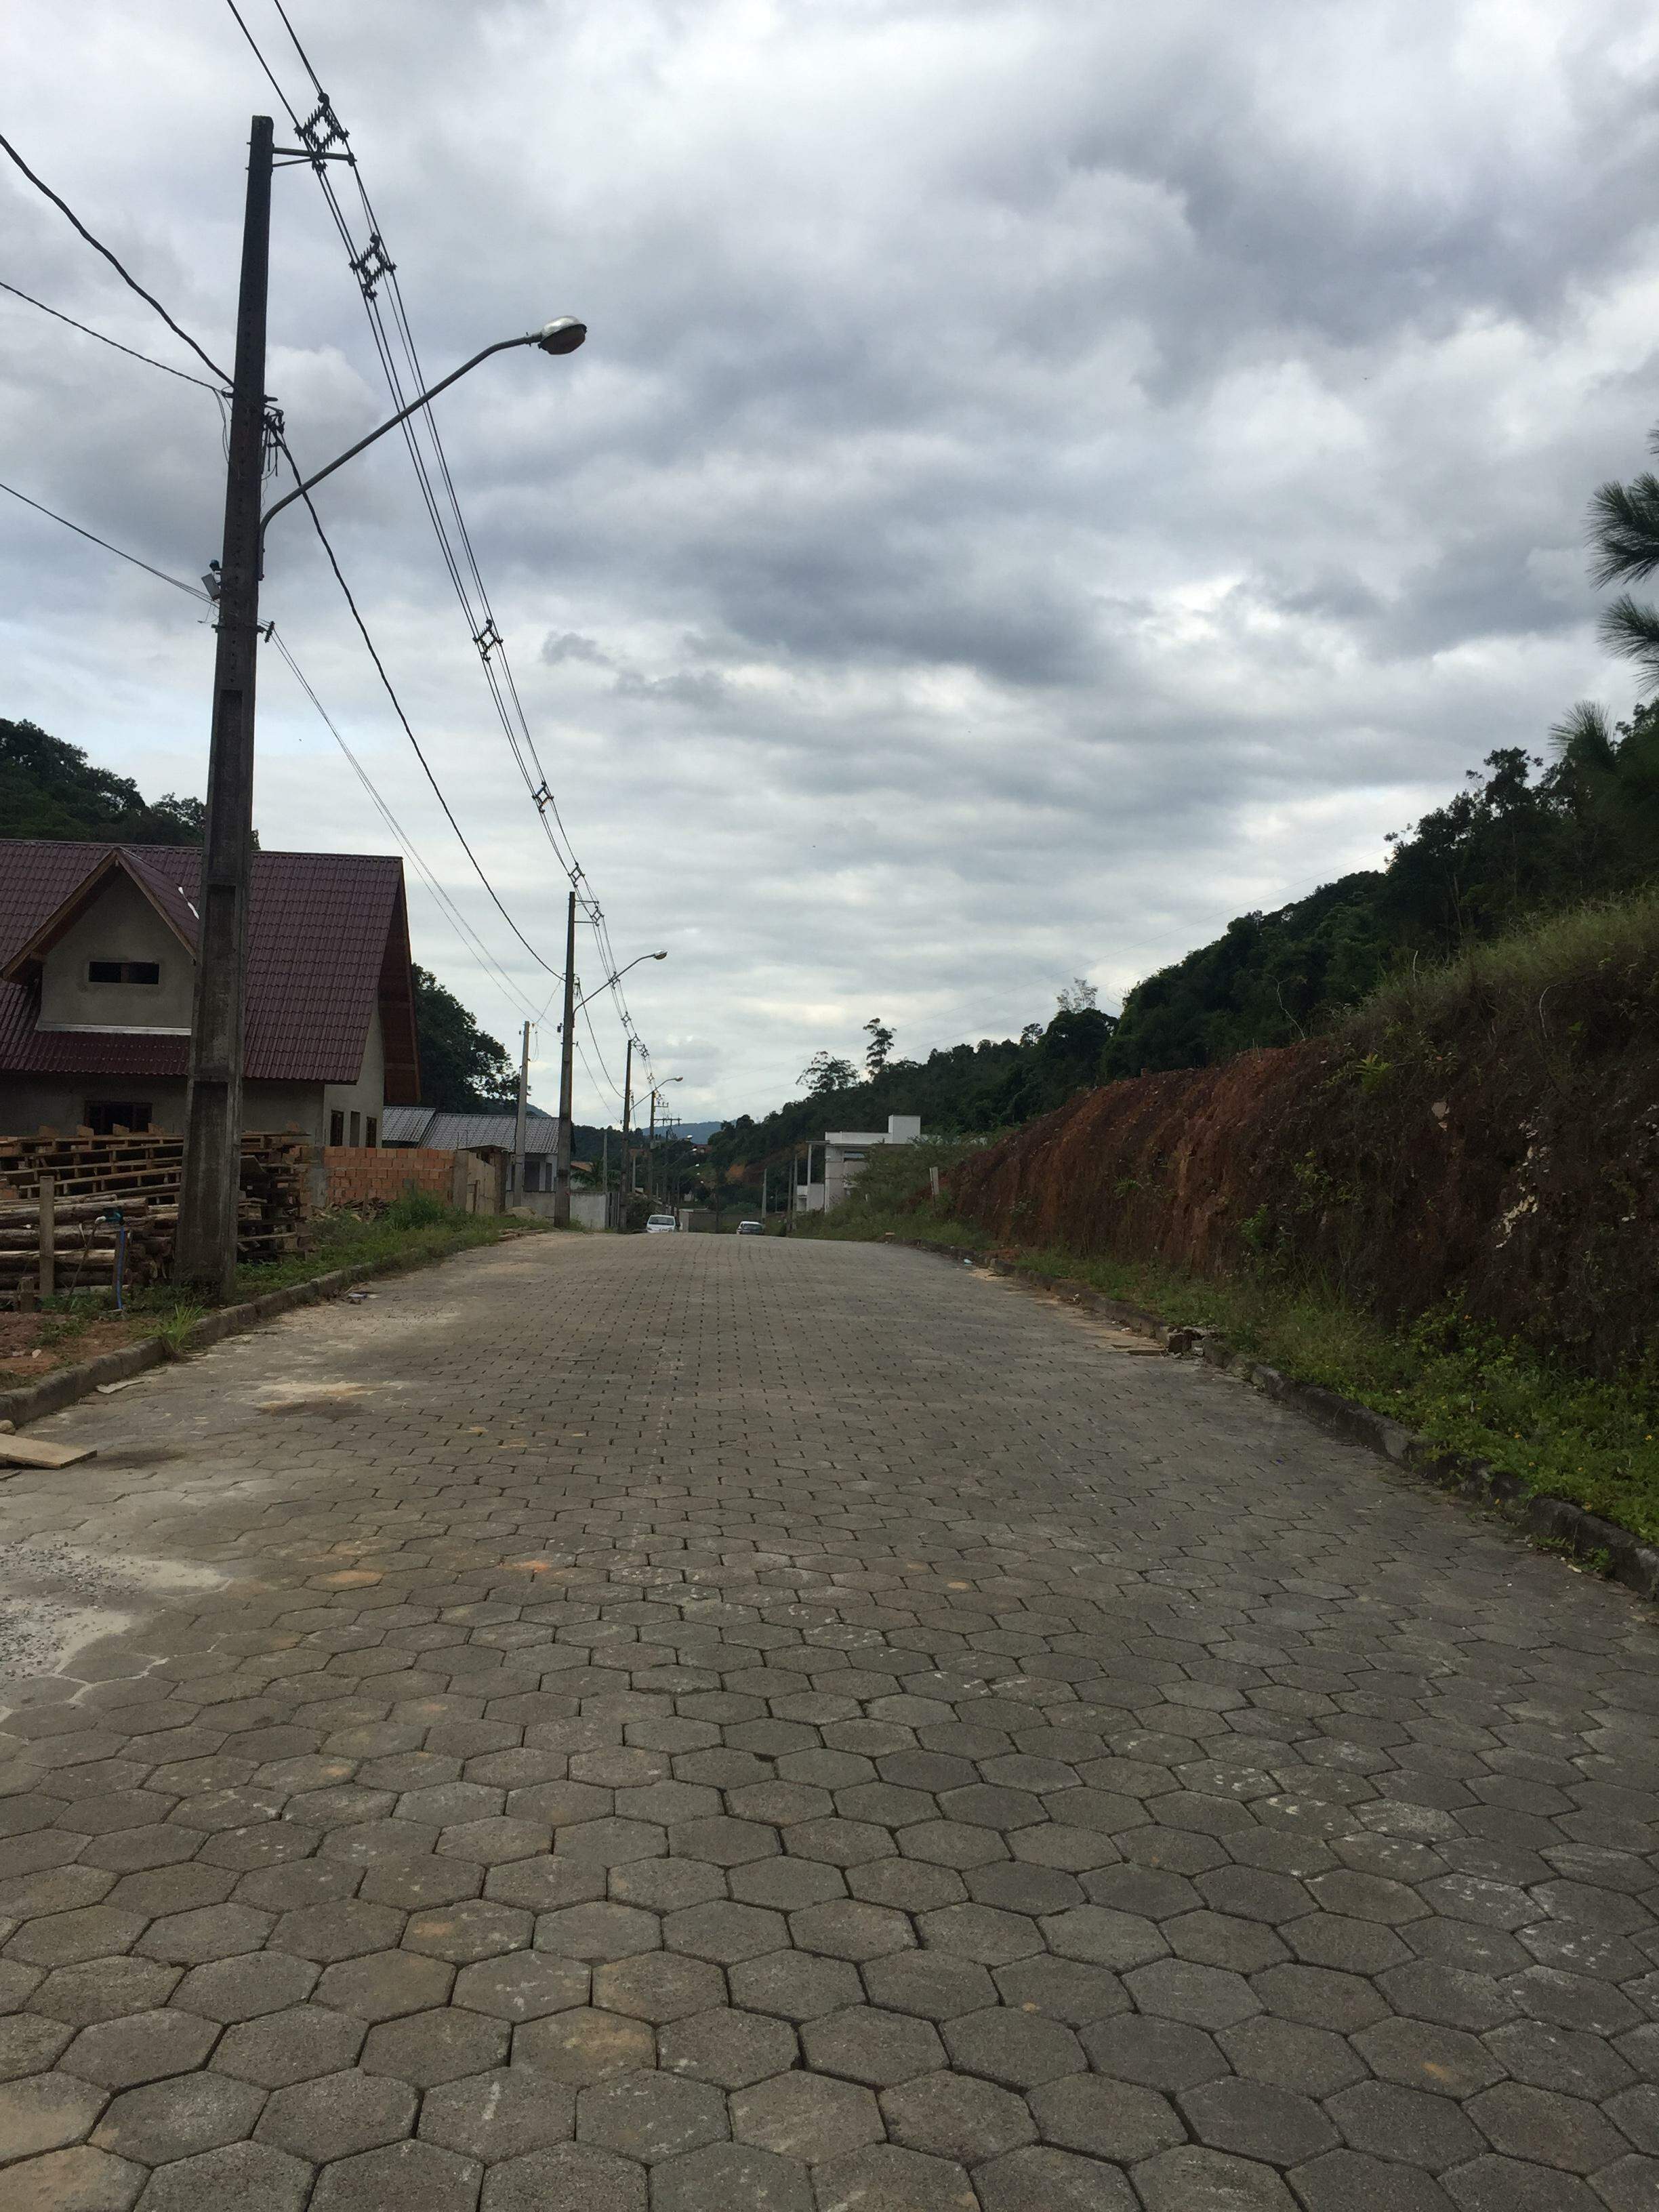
[3,0,1657,1122]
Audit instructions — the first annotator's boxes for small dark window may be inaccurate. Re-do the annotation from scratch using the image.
[329,1110,346,1147]
[87,960,160,985]
[365,1118,378,1149]
[86,1101,152,1136]
[348,1110,361,1147]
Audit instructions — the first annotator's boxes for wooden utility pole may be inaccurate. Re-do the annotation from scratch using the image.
[553,890,577,1225]
[618,1036,633,1230]
[176,116,272,1294]
[512,1021,530,1203]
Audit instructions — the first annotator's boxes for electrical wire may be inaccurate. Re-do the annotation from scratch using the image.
[265,626,543,1023]
[0,478,212,600]
[0,133,231,385]
[0,279,226,392]
[272,441,563,980]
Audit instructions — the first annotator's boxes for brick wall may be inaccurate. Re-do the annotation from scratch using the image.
[324,1146,453,1210]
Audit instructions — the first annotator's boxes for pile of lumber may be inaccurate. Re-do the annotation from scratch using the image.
[0,1128,313,1303]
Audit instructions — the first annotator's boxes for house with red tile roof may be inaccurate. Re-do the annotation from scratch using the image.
[0,842,419,1144]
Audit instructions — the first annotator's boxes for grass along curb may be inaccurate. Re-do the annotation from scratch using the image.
[901,1237,1659,1605]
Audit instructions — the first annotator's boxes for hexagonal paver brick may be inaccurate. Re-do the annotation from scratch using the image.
[663,1901,785,1965]
[1325,2080,1483,2172]
[1040,1905,1166,1969]
[609,1859,725,1913]
[549,1819,665,1868]
[134,1904,273,1965]
[812,2142,978,2211]
[485,1858,606,1914]
[1126,1957,1262,2030]
[6,1907,147,1968]
[943,2005,1087,2090]
[316,1949,455,2021]
[977,2144,1139,2210]
[436,1818,549,1866]
[659,2005,797,2089]
[1463,2080,1627,2173]
[453,1950,588,2022]
[993,1953,1127,2026]
[1080,2013,1227,2089]
[419,2066,575,2162]
[801,2005,945,2087]
[534,1903,659,1962]
[256,2068,417,2163]
[403,1900,530,1965]
[512,2007,654,2085]
[881,2068,1036,2163]
[173,1950,320,2022]
[61,2007,218,2089]
[1,2142,147,2209]
[731,2069,884,2163]
[726,1950,863,2024]
[213,2003,367,2087]
[479,2142,645,2211]
[592,1950,722,2024]
[1133,2144,1296,2210]
[361,2004,509,2087]
[134,2139,313,2211]
[1218,2015,1366,2097]
[916,1902,1041,1966]
[1177,2074,1336,2166]
[1352,2018,1506,2098]
[1287,2148,1460,2211]
[787,1900,913,1961]
[30,1957,183,2027]
[577,2068,728,2163]
[651,2139,812,2212]
[0,2070,112,2160]
[309,2136,482,2209]
[666,1819,779,1868]
[0,2015,73,2080]
[270,1900,404,1964]
[865,1950,997,2021]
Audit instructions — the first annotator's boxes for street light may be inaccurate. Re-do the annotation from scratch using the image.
[262,319,586,536]
[175,112,588,1295]
[570,950,666,1020]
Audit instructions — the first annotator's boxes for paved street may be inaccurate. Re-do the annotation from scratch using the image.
[1,1233,1657,2211]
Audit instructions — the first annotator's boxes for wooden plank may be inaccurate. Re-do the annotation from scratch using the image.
[37,1174,53,1300]
[0,1435,97,1467]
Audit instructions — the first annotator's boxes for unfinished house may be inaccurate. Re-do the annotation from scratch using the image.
[0,842,419,1145]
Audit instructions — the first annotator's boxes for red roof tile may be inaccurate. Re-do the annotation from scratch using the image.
[0,843,411,1086]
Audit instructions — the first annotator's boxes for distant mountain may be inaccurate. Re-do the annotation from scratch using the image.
[670,1121,723,1145]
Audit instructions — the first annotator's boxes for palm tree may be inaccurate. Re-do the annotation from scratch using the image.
[1590,435,1659,688]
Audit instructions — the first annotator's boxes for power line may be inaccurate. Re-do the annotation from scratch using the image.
[0,279,226,392]
[273,441,563,980]
[266,626,542,1023]
[0,132,231,385]
[0,478,212,601]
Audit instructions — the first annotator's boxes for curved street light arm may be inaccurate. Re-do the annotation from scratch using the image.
[261,337,529,537]
[568,950,668,1024]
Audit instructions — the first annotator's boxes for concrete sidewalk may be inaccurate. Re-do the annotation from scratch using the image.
[0,1232,1656,2210]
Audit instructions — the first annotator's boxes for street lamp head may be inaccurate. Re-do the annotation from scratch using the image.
[652,951,668,960]
[533,317,587,355]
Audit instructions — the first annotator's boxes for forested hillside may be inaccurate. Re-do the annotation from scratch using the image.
[714,705,1659,1175]
[1,718,210,845]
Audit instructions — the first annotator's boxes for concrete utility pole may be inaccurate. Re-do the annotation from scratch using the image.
[553,890,577,1225]
[619,1036,633,1230]
[647,1086,657,1204]
[176,115,272,1296]
[512,1021,530,1203]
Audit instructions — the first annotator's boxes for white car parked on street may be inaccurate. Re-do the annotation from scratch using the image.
[644,1213,678,1233]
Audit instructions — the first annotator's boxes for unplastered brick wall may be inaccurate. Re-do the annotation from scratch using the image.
[324,1145,453,1210]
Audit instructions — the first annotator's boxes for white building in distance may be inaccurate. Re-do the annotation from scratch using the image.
[795,1113,922,1212]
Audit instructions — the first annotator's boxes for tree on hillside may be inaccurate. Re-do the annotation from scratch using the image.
[798,1050,857,1095]
[863,1018,895,1077]
[1591,432,1659,689]
[1057,976,1099,1012]
[412,967,518,1110]
[1,718,216,844]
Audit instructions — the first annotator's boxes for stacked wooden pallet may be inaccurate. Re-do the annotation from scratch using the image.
[0,1127,313,1302]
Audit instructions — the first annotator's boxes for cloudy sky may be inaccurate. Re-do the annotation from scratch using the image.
[3,1,1657,1124]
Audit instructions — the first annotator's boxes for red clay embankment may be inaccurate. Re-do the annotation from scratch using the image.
[946,974,1659,1379]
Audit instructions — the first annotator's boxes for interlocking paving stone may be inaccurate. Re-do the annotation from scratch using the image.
[5,1235,1659,2210]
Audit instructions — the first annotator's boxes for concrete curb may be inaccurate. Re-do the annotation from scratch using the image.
[0,1236,522,1432]
[903,1237,1659,1604]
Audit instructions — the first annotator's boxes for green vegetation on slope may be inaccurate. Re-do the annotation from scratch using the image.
[1,717,211,844]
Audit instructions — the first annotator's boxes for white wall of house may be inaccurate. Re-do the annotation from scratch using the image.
[322,1006,386,1148]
